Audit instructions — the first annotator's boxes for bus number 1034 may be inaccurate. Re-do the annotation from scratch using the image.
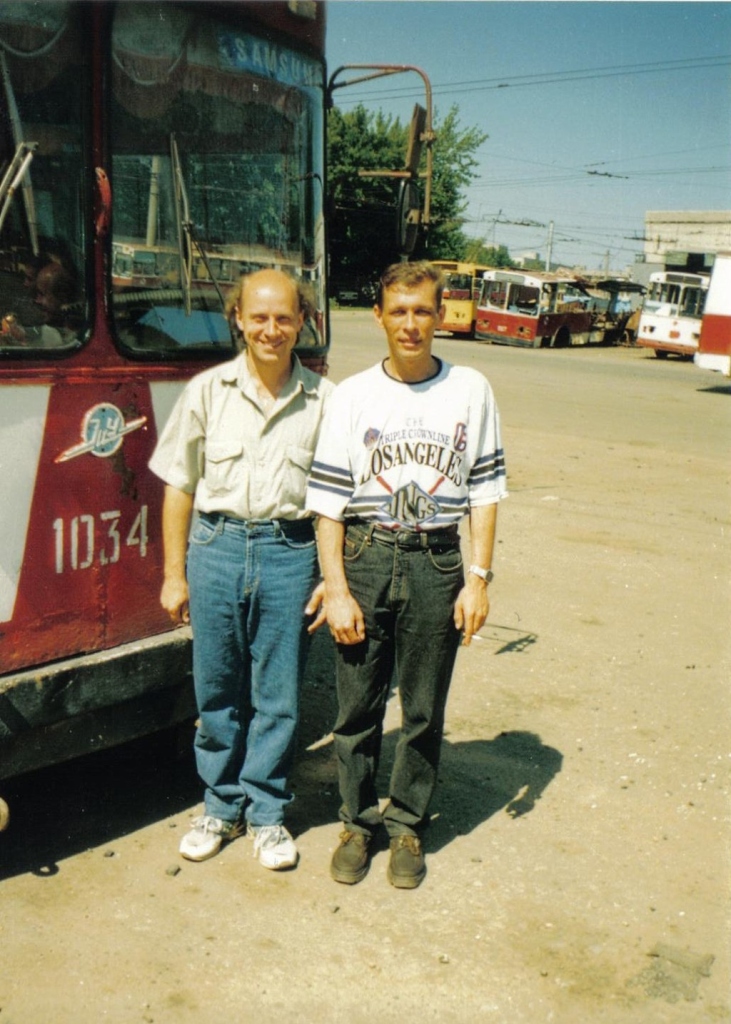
[53,507,149,574]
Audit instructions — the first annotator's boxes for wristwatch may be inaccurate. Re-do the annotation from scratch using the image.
[469,564,494,583]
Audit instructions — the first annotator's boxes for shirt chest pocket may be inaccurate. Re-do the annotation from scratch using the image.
[285,445,314,499]
[205,440,244,495]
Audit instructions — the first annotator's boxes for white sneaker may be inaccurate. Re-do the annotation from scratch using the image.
[179,815,244,862]
[248,824,299,870]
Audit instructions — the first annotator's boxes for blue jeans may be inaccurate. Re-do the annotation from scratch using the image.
[186,513,317,826]
[334,522,464,838]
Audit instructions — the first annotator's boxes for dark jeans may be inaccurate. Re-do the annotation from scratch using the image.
[334,522,464,838]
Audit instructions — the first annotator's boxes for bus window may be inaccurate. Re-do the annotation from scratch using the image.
[0,2,87,354]
[656,283,680,316]
[555,282,588,312]
[483,279,508,309]
[681,287,705,318]
[110,3,326,357]
[443,272,471,298]
[539,284,553,311]
[510,283,540,315]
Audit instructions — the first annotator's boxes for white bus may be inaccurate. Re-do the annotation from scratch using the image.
[636,271,709,359]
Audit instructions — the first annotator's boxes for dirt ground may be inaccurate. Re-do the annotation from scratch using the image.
[1,311,730,1023]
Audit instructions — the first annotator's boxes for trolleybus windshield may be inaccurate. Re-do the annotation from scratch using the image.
[642,276,707,319]
[109,4,326,357]
[0,2,87,356]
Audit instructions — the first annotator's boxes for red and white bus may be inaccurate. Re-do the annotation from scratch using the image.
[636,270,709,359]
[475,269,600,348]
[0,0,329,816]
[430,260,491,337]
[695,253,731,376]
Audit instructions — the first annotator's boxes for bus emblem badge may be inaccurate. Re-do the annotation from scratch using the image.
[55,404,147,463]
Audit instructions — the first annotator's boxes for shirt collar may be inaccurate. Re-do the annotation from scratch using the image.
[224,350,318,398]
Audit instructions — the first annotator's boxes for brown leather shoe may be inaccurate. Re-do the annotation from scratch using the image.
[330,830,372,884]
[387,834,426,889]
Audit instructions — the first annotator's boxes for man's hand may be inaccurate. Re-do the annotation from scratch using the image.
[305,580,365,643]
[453,574,489,646]
[161,575,190,625]
[305,581,327,634]
[325,589,366,645]
[313,516,366,645]
[160,485,193,625]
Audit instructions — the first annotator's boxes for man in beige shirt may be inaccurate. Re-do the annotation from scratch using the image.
[150,269,332,868]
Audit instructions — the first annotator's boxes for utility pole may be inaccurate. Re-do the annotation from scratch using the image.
[545,221,554,272]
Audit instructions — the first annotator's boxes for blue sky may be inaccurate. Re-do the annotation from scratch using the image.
[325,1,731,271]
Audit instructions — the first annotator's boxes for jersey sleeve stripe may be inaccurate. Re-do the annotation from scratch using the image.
[308,460,354,488]
[468,451,506,485]
[307,479,354,499]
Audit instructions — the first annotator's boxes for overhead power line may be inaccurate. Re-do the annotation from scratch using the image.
[467,165,728,190]
[335,54,731,104]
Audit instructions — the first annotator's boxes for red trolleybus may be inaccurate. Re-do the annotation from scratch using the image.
[0,1,328,818]
[475,268,598,348]
[430,260,490,338]
[636,270,709,359]
[695,253,731,376]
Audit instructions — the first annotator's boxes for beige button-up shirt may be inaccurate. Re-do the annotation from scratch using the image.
[150,352,334,521]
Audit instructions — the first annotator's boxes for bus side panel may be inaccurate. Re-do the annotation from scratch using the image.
[0,629,195,780]
[0,386,51,629]
[441,290,472,334]
[698,313,731,357]
[475,311,538,346]
[637,314,701,356]
[476,309,596,347]
[441,305,473,335]
[0,379,173,673]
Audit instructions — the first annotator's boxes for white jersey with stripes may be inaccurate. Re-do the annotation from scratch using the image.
[306,358,507,530]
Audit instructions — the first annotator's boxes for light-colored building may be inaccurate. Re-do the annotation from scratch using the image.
[630,211,731,288]
[643,211,731,266]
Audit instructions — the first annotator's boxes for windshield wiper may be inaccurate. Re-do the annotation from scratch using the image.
[0,140,37,238]
[169,134,226,314]
[0,50,39,253]
[170,133,193,315]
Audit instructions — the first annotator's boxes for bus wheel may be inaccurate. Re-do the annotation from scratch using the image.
[552,328,570,348]
[654,349,669,359]
[0,797,9,831]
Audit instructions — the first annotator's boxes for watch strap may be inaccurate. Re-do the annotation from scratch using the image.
[469,564,494,583]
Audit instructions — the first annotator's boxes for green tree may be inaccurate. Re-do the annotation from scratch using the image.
[327,103,488,294]
[464,241,516,268]
[416,106,488,261]
[327,105,405,290]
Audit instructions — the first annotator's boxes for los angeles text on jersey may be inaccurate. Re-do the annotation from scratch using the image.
[360,437,464,487]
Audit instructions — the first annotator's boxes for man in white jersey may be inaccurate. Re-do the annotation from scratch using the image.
[306,261,507,888]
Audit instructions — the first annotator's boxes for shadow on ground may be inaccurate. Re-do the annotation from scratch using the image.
[0,630,562,877]
[0,726,201,880]
[0,630,338,881]
[427,729,563,851]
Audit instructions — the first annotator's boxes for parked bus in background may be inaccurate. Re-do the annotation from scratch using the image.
[636,270,709,359]
[0,0,328,821]
[430,260,490,337]
[695,252,731,377]
[475,268,600,348]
